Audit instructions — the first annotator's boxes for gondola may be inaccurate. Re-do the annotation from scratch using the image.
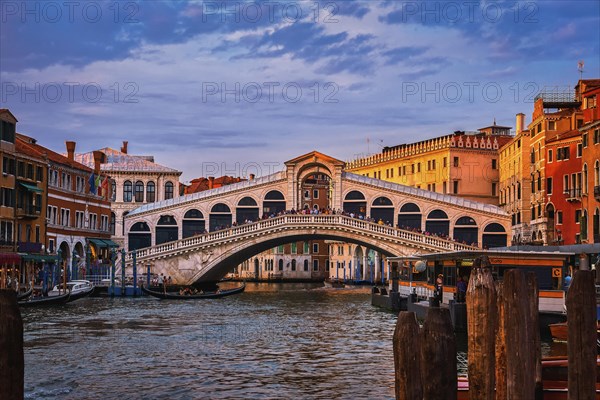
[16,286,33,301]
[141,283,246,300]
[18,291,71,307]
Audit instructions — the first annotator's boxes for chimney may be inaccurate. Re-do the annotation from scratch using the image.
[208,176,215,189]
[121,141,128,154]
[65,141,76,161]
[92,151,103,174]
[516,113,525,134]
[249,174,255,180]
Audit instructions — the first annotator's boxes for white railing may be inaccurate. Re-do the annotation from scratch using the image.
[126,215,479,263]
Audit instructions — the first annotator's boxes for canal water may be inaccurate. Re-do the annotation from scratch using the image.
[22,283,398,400]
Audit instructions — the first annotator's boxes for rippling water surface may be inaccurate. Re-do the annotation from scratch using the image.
[23,283,398,400]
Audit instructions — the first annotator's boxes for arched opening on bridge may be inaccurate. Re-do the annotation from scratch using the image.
[129,222,151,251]
[397,203,421,230]
[237,197,259,224]
[482,223,507,248]
[343,191,366,217]
[301,172,331,211]
[263,190,286,216]
[371,196,394,224]
[425,209,449,237]
[453,216,478,246]
[254,258,259,278]
[210,203,232,231]
[156,215,178,245]
[182,209,205,238]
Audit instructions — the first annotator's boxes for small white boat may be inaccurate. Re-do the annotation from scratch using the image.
[48,280,94,302]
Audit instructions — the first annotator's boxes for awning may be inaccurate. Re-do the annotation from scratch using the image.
[0,253,21,264]
[88,238,119,248]
[20,254,57,263]
[19,182,43,193]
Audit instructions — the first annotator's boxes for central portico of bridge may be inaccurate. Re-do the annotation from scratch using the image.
[123,151,510,284]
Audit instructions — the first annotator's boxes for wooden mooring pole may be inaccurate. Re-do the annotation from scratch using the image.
[503,269,536,399]
[494,282,506,400]
[421,307,457,400]
[0,289,24,400]
[566,270,597,400]
[393,311,422,400]
[526,272,542,400]
[466,255,496,400]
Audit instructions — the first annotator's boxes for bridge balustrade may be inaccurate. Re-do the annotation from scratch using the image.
[125,214,478,263]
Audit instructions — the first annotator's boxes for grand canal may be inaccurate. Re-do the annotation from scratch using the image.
[22,283,398,400]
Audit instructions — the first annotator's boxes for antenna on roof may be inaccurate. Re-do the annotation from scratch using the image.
[578,60,585,80]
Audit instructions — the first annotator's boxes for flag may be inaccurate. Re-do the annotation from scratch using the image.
[101,176,109,199]
[88,172,96,194]
[95,174,102,190]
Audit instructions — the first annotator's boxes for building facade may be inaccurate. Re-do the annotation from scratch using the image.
[345,124,513,205]
[74,141,182,249]
[499,113,532,245]
[17,136,114,274]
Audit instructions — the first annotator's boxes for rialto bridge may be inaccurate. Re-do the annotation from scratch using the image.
[123,152,510,284]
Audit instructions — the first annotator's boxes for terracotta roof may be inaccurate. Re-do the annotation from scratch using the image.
[15,134,92,172]
[545,129,581,143]
[184,176,246,194]
[73,147,181,174]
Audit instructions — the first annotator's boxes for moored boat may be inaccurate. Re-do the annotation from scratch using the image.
[48,280,94,303]
[18,291,70,307]
[549,320,600,342]
[141,283,246,299]
[16,286,33,301]
[324,278,345,288]
[457,356,600,399]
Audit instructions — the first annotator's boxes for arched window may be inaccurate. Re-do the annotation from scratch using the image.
[263,190,286,215]
[123,181,132,202]
[454,216,478,245]
[425,210,449,236]
[122,211,129,236]
[237,197,259,224]
[209,203,232,231]
[128,221,151,251]
[595,160,600,186]
[111,179,116,201]
[146,181,156,203]
[304,259,309,271]
[135,181,144,202]
[371,196,394,224]
[156,215,178,245]
[291,259,296,271]
[165,181,174,200]
[343,191,366,216]
[583,164,588,194]
[110,212,116,235]
[278,259,284,271]
[482,223,507,248]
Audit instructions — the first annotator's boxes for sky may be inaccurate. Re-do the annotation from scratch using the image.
[1,0,599,183]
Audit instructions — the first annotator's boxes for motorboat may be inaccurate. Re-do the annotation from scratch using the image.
[48,280,94,302]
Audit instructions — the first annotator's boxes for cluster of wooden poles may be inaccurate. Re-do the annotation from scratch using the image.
[393,256,598,400]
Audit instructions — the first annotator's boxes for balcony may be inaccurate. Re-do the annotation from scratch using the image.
[16,204,41,219]
[17,241,43,253]
[565,188,582,202]
[595,186,600,201]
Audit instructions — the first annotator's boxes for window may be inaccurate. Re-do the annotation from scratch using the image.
[291,259,296,271]
[304,260,309,271]
[547,177,553,195]
[2,157,15,175]
[491,159,497,169]
[492,182,497,196]
[291,242,297,254]
[75,211,84,228]
[1,187,14,207]
[123,181,132,202]
[165,181,174,200]
[453,180,459,194]
[17,161,24,177]
[110,213,116,235]
[575,210,581,224]
[89,213,97,230]
[313,189,319,199]
[0,221,13,244]
[304,190,310,199]
[61,208,70,227]
[417,163,421,173]
[26,164,33,180]
[0,120,16,143]
[135,181,144,202]
[145,181,155,203]
[563,175,569,193]
[548,149,553,162]
[278,259,283,271]
[277,245,284,254]
[443,157,447,168]
[583,133,588,147]
[303,242,309,254]
[594,129,600,144]
[61,172,71,190]
[313,259,319,271]
[577,143,582,158]
[313,243,319,253]
[101,215,109,231]
[453,157,459,167]
[548,121,556,130]
[557,211,563,224]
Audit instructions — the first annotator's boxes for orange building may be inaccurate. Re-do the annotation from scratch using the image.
[346,124,513,205]
[184,176,245,194]
[579,80,600,243]
[16,136,113,278]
